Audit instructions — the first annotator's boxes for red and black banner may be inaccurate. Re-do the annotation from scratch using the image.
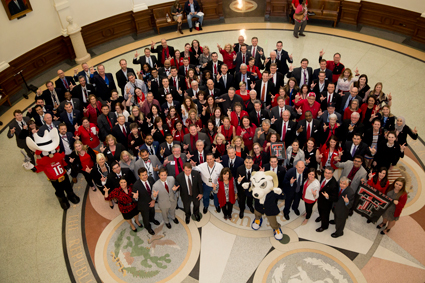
[354,182,393,222]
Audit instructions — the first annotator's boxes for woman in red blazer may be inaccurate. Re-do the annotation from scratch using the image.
[317,135,341,171]
[218,43,236,73]
[229,102,248,128]
[218,117,235,143]
[247,57,262,80]
[377,178,408,235]
[236,116,257,151]
[173,120,188,143]
[84,95,102,125]
[213,168,237,220]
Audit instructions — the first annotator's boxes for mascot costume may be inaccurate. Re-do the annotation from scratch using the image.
[242,171,285,240]
[22,128,80,210]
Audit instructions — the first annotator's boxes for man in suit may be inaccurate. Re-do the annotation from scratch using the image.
[275,41,293,76]
[7,109,34,164]
[233,44,252,74]
[146,69,160,97]
[330,177,355,238]
[133,48,158,69]
[158,59,172,78]
[272,110,297,148]
[104,161,136,189]
[89,64,117,101]
[215,64,233,93]
[60,102,82,133]
[152,168,179,229]
[234,64,254,90]
[253,119,276,147]
[58,123,75,167]
[58,91,82,113]
[185,80,201,100]
[233,35,245,54]
[249,100,270,128]
[97,105,116,141]
[55,70,76,94]
[200,79,221,99]
[215,87,243,117]
[295,111,321,147]
[340,87,363,114]
[140,134,160,157]
[263,51,281,73]
[317,102,342,125]
[282,160,307,220]
[334,155,367,201]
[151,39,175,67]
[255,71,273,107]
[339,112,364,144]
[36,81,64,109]
[318,82,341,112]
[184,0,203,32]
[236,156,258,218]
[157,77,178,106]
[175,163,203,223]
[169,67,186,100]
[220,146,244,178]
[38,113,60,135]
[183,124,211,153]
[286,58,313,87]
[268,63,284,95]
[187,140,209,166]
[178,57,197,77]
[133,167,160,235]
[134,149,162,181]
[161,93,181,117]
[310,71,329,97]
[341,133,372,162]
[203,52,223,79]
[263,156,286,189]
[111,115,130,149]
[164,145,187,177]
[315,167,339,232]
[71,76,96,107]
[158,134,181,160]
[313,59,333,82]
[270,96,297,120]
[247,37,265,69]
[115,59,135,95]
[31,105,48,127]
[73,63,95,84]
[8,0,27,16]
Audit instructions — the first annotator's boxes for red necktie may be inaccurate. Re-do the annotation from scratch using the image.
[338,188,342,197]
[164,182,169,193]
[257,112,261,125]
[328,94,331,104]
[306,122,311,140]
[214,64,217,75]
[243,54,245,64]
[185,67,188,75]
[145,182,151,194]
[165,88,168,94]
[106,116,112,129]
[199,153,203,163]
[321,180,326,190]
[63,78,69,89]
[261,84,266,101]
[252,47,256,56]
[281,108,283,118]
[173,77,177,87]
[282,122,286,141]
[210,90,213,96]
[122,126,127,137]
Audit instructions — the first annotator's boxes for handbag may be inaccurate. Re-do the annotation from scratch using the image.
[294,11,304,21]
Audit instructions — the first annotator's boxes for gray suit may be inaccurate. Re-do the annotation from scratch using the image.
[38,121,61,136]
[333,186,355,236]
[134,155,162,180]
[183,132,211,153]
[165,153,187,176]
[335,161,367,192]
[253,128,276,148]
[152,176,178,223]
[7,117,31,149]
[247,45,265,69]
[270,105,297,121]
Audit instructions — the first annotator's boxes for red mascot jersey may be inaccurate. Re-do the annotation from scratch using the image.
[34,151,67,180]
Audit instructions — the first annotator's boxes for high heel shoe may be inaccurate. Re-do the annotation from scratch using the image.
[131,227,137,232]
[380,229,390,235]
[110,202,114,209]
[376,223,385,229]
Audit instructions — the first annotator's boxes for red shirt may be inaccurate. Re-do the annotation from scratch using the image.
[219,49,236,70]
[293,99,321,120]
[235,90,250,102]
[236,125,257,151]
[217,178,236,207]
[174,128,188,142]
[343,107,362,120]
[80,152,94,170]
[170,57,184,68]
[75,123,100,149]
[219,125,234,142]
[105,187,137,214]
[367,174,389,194]
[319,144,341,169]
[325,60,345,83]
[247,65,262,80]
[34,151,67,180]
[84,101,102,125]
[230,110,248,128]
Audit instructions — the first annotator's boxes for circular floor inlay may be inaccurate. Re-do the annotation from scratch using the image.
[229,0,258,13]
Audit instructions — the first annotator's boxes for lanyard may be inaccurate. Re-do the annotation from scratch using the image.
[83,126,93,141]
[207,164,216,182]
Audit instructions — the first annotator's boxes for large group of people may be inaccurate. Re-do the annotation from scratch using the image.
[8,32,417,238]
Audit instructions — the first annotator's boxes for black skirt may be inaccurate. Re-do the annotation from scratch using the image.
[122,206,139,220]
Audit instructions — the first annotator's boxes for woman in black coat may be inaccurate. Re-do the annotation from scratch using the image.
[100,134,126,164]
[373,131,405,170]
[69,140,97,191]
[395,116,418,147]
[380,105,395,132]
[151,116,171,144]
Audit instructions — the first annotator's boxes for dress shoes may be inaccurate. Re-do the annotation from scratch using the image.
[299,33,305,36]
[216,206,221,213]
[239,211,244,219]
[315,217,321,223]
[185,216,190,224]
[151,219,160,225]
[165,223,172,229]
[131,227,137,232]
[199,26,203,31]
[293,209,300,216]
[228,214,232,220]
[331,232,343,238]
[294,34,299,38]
[248,206,254,213]
[284,214,290,220]
[190,28,193,32]
[329,220,336,225]
[348,211,353,217]
[195,213,201,222]
[316,227,326,232]
[203,207,208,214]
[173,218,179,224]
[137,222,143,228]
[147,228,155,235]
[68,193,80,204]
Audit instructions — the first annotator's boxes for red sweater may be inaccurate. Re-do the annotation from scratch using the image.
[217,179,236,207]
[293,99,321,120]
[367,174,389,194]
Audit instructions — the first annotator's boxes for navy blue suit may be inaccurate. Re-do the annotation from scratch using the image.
[140,142,160,157]
[60,110,82,133]
[245,189,285,216]
[55,76,76,93]
[263,164,286,189]
[282,167,307,216]
[221,155,244,178]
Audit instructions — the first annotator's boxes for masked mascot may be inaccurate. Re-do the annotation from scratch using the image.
[242,171,285,240]
[22,128,80,210]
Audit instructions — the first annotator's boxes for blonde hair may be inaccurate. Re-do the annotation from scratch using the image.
[74,140,89,154]
[224,43,233,53]
[340,68,353,80]
[130,105,144,121]
[213,133,226,144]
[105,134,117,145]
[231,135,245,150]
[120,150,134,162]
[96,153,107,163]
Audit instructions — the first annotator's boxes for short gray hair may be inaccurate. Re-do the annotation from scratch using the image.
[240,63,247,69]
[253,99,262,106]
[329,114,337,120]
[262,119,271,126]
[340,176,351,185]
[191,80,198,86]
[195,140,204,146]
[351,112,360,118]
[172,144,181,150]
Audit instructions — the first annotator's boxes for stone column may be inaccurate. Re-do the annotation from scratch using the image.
[66,16,91,64]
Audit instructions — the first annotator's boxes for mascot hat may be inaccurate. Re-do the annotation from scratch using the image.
[26,128,60,152]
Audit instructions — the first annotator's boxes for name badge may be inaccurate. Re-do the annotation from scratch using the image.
[314,129,318,133]
[170,161,175,165]
[287,128,291,130]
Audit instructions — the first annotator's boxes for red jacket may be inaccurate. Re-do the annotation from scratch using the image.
[293,99,321,120]
[75,123,100,149]
[217,178,236,207]
[367,174,389,194]
[84,101,102,125]
[393,193,407,218]
[230,111,248,128]
[236,125,257,151]
[319,144,341,169]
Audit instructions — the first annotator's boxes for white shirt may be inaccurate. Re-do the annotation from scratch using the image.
[270,166,278,174]
[15,119,26,129]
[229,157,236,167]
[260,81,268,102]
[350,143,358,155]
[222,74,227,87]
[300,68,309,85]
[193,162,223,187]
[327,92,334,103]
[185,174,193,195]
[171,76,179,89]
[281,120,289,140]
[271,73,277,86]
[198,151,205,163]
[319,80,325,92]
[61,134,72,155]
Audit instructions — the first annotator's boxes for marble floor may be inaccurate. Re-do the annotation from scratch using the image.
[1,24,425,283]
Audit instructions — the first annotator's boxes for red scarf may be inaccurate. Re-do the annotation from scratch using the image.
[253,153,263,167]
[216,143,226,155]
[326,123,338,144]
[217,178,236,207]
[221,125,233,142]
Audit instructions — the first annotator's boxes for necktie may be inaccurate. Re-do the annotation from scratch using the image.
[223,75,227,88]
[173,77,176,87]
[338,188,342,197]
[148,57,152,68]
[83,88,88,102]
[257,112,261,125]
[351,145,357,157]
[230,160,234,170]
[49,125,53,130]
[150,146,154,155]
[282,122,286,141]
[122,126,127,137]
[117,174,121,178]
[106,116,112,129]
[296,174,301,193]
[306,122,311,140]
[188,177,193,195]
[261,83,266,101]
[20,121,24,129]
[281,108,283,118]
[247,170,251,181]
[252,47,256,56]
[169,144,172,152]
[321,180,326,190]
[210,90,213,96]
[68,113,73,124]
[145,182,151,194]
[165,88,168,94]
[278,52,281,60]
[63,79,69,89]
[164,182,169,193]
[303,69,307,85]
[243,54,245,64]
[214,64,217,75]
[328,94,331,104]
[199,153,203,163]
[185,67,188,75]
[273,74,276,86]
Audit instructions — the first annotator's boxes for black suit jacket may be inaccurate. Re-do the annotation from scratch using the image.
[233,71,255,90]
[317,177,339,209]
[115,68,135,94]
[151,45,175,67]
[8,0,26,15]
[178,64,197,77]
[319,91,342,111]
[189,150,210,165]
[275,49,293,75]
[236,164,260,192]
[334,186,355,218]
[7,117,31,148]
[168,75,187,93]
[340,119,365,144]
[133,55,158,69]
[97,113,116,141]
[132,177,156,211]
[341,141,369,162]
[263,164,286,189]
[90,73,117,101]
[313,68,333,82]
[264,59,281,73]
[234,52,252,73]
[221,155,244,178]
[157,86,178,105]
[268,72,285,95]
[71,84,96,105]
[161,101,182,116]
[339,95,363,114]
[283,167,307,196]
[295,119,321,147]
[311,79,329,97]
[60,110,82,133]
[249,109,270,127]
[200,86,221,99]
[55,76,76,93]
[105,168,136,190]
[159,141,182,160]
[39,88,64,107]
[215,73,234,93]
[59,132,75,154]
[254,80,274,106]
[111,123,131,149]
[203,60,224,77]
[247,45,265,69]
[175,171,203,204]
[58,98,82,113]
[272,119,297,147]
[286,67,313,87]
